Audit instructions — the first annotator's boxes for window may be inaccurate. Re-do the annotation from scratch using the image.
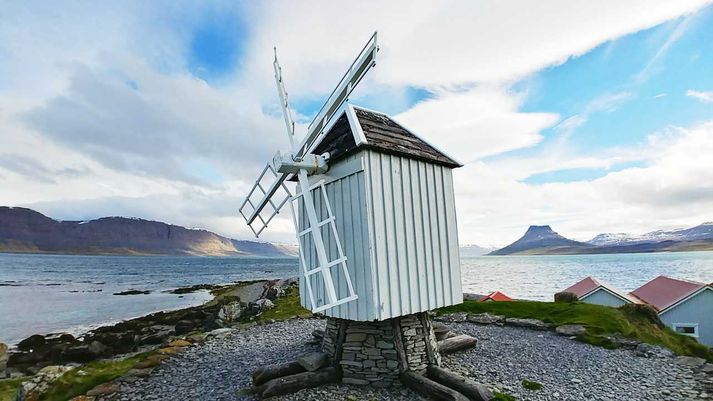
[672,323,699,338]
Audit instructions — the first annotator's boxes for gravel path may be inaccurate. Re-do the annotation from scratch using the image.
[102,318,712,401]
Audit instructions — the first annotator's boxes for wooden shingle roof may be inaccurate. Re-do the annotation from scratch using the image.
[313,105,461,168]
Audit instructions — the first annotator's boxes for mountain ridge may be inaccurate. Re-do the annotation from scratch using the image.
[491,222,713,255]
[0,206,297,257]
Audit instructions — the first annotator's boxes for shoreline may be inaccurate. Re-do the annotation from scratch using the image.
[3,278,301,377]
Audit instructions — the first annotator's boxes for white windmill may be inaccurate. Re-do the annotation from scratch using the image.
[239,32,379,313]
[242,33,487,398]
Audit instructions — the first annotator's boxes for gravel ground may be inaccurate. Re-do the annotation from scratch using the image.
[102,318,712,401]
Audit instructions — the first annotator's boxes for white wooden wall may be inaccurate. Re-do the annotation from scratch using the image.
[299,150,463,321]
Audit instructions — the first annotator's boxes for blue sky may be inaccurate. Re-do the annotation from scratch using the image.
[1,1,712,246]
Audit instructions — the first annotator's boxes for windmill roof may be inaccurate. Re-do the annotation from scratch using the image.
[629,276,708,312]
[312,105,461,168]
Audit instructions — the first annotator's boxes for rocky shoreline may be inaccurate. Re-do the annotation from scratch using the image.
[1,278,301,380]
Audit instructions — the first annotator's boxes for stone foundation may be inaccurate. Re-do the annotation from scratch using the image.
[321,312,440,387]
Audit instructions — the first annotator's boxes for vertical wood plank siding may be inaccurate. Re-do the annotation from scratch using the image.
[298,150,462,321]
[298,156,374,321]
[365,150,462,320]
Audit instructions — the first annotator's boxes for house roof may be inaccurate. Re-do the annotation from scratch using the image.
[480,290,512,302]
[562,276,638,304]
[312,105,461,169]
[629,276,708,312]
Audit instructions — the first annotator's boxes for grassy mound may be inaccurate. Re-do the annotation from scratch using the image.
[0,376,30,401]
[258,287,310,321]
[437,300,713,362]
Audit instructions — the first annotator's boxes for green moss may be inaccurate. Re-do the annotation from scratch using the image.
[521,379,543,390]
[436,300,713,362]
[41,352,153,401]
[258,287,310,321]
[493,391,517,401]
[0,377,30,401]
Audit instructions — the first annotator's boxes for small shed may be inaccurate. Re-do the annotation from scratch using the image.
[630,276,713,347]
[297,104,463,321]
[561,276,636,307]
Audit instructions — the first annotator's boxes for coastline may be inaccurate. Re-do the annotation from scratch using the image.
[3,278,303,377]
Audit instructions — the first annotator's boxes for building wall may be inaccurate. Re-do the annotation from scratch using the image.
[581,288,629,307]
[660,288,713,347]
[298,153,376,320]
[363,150,463,321]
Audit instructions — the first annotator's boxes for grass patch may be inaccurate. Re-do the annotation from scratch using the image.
[436,300,713,362]
[258,287,310,321]
[0,377,30,401]
[41,352,153,401]
[493,391,517,401]
[521,379,543,391]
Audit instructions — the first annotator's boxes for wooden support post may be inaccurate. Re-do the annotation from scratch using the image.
[333,318,347,371]
[400,371,469,401]
[391,317,409,372]
[427,366,493,401]
[437,335,477,355]
[252,361,305,386]
[256,367,338,399]
[418,312,440,366]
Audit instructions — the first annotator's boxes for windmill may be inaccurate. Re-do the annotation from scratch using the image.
[242,33,483,397]
[239,32,378,313]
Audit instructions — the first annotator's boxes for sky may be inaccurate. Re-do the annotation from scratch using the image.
[1,1,712,247]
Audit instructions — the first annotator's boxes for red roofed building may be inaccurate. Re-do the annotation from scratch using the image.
[561,276,637,307]
[480,291,512,302]
[629,276,713,346]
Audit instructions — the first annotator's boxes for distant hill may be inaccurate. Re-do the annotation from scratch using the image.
[589,222,713,246]
[491,222,713,255]
[489,225,591,255]
[459,244,497,257]
[0,206,297,257]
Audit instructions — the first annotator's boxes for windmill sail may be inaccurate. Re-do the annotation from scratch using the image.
[238,32,379,313]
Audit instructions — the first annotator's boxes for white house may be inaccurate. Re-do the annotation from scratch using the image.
[630,276,713,347]
[561,276,638,307]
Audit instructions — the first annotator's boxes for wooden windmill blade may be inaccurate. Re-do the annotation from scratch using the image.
[238,32,379,312]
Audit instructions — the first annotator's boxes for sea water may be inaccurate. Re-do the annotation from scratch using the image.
[1,251,712,345]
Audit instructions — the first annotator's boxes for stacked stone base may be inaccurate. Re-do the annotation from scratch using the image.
[321,312,440,387]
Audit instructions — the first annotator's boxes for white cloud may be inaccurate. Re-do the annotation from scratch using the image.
[455,121,713,246]
[0,0,711,244]
[686,89,713,103]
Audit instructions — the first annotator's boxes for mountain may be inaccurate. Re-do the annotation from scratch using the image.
[589,222,713,246]
[0,206,297,257]
[491,222,713,256]
[459,244,497,257]
[489,225,592,255]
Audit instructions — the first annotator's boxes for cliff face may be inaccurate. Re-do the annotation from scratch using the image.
[0,207,295,257]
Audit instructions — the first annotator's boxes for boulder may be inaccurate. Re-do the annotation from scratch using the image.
[167,339,191,347]
[435,312,467,323]
[297,352,329,372]
[16,365,73,401]
[0,342,7,378]
[217,301,244,326]
[467,313,505,325]
[311,329,325,341]
[61,341,110,363]
[701,363,713,374]
[17,335,46,351]
[555,324,586,336]
[635,343,674,359]
[174,320,196,335]
[206,328,233,340]
[248,298,275,315]
[675,356,707,368]
[86,381,120,396]
[504,318,549,330]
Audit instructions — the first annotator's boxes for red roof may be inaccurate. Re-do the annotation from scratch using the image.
[480,291,512,302]
[562,276,600,298]
[629,276,707,312]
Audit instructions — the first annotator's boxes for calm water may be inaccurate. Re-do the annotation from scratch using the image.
[1,251,712,345]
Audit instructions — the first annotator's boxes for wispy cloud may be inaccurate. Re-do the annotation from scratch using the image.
[686,89,713,103]
[635,13,696,83]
